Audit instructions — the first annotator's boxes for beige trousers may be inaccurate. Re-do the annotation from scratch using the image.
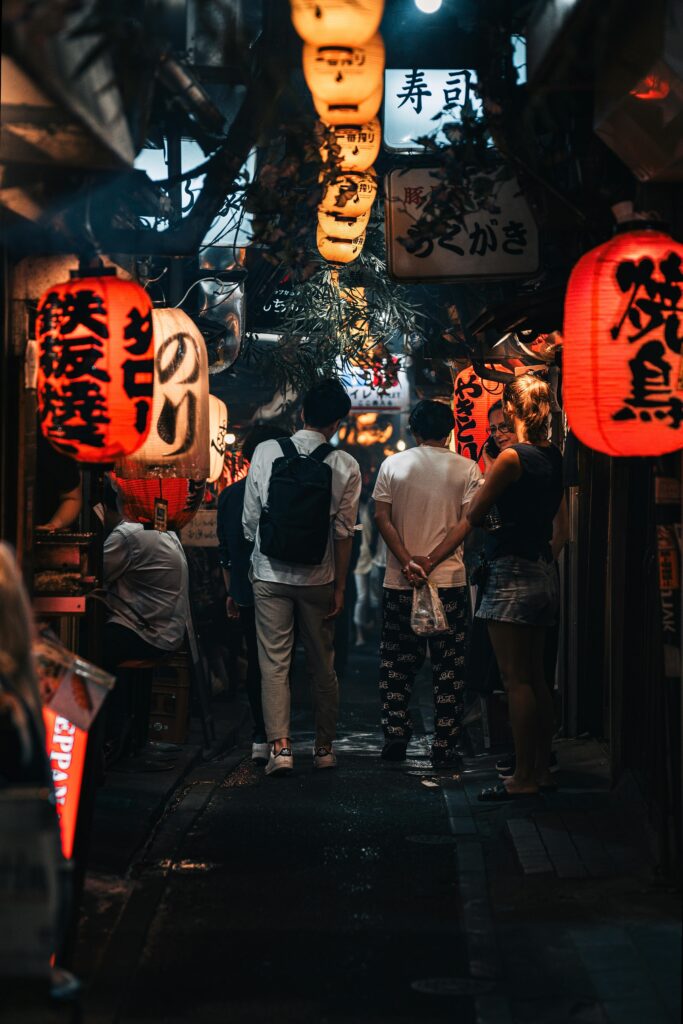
[252,579,339,746]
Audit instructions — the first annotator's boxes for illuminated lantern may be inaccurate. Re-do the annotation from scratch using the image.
[303,35,385,106]
[36,272,154,462]
[317,226,365,264]
[116,307,210,479]
[319,170,377,216]
[453,366,504,463]
[290,0,383,46]
[318,119,381,171]
[313,82,383,125]
[208,395,229,483]
[113,475,206,530]
[563,228,683,456]
[318,208,370,239]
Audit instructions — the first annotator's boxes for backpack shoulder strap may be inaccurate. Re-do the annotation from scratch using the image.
[277,437,298,460]
[310,443,334,463]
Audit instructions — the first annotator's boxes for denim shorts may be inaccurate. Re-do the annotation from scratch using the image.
[475,555,559,627]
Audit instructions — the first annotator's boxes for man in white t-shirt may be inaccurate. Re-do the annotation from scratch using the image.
[373,400,481,767]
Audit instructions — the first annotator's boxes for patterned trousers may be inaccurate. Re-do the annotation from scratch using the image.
[379,586,468,752]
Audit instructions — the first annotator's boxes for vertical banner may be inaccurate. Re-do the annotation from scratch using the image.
[42,708,88,860]
[655,473,681,681]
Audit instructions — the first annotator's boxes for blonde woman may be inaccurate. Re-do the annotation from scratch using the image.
[466,375,567,800]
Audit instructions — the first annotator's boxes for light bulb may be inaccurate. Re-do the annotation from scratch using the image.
[226,432,237,445]
[414,0,442,12]
[396,439,407,451]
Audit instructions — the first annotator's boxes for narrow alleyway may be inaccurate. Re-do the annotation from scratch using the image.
[79,650,475,1024]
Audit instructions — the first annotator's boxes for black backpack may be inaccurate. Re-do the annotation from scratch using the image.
[259,438,334,565]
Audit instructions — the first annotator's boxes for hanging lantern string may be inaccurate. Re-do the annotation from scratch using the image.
[173,276,241,309]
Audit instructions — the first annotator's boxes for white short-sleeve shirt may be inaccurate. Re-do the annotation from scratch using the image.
[373,445,482,590]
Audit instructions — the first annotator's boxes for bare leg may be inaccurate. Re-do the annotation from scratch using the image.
[488,622,543,794]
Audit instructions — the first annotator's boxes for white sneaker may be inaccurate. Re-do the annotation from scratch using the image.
[251,741,269,765]
[265,747,294,776]
[313,745,337,770]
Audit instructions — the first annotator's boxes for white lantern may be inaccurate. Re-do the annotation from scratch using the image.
[317,226,366,264]
[290,0,384,46]
[313,82,383,125]
[117,307,210,480]
[303,34,385,105]
[318,119,381,171]
[318,208,370,239]
[319,170,378,215]
[208,395,229,483]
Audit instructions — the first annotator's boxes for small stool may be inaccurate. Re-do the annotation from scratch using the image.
[115,656,171,756]
[148,650,192,746]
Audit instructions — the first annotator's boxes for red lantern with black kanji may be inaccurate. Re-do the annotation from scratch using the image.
[563,228,683,456]
[36,271,154,462]
[453,366,504,465]
[112,475,205,531]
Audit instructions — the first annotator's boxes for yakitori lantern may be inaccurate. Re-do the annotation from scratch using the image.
[317,226,366,264]
[117,307,210,479]
[318,208,370,239]
[314,82,383,126]
[303,35,385,106]
[453,366,504,463]
[318,120,381,172]
[563,228,683,456]
[208,394,229,483]
[290,0,383,47]
[36,272,154,462]
[112,475,206,531]
[320,171,377,216]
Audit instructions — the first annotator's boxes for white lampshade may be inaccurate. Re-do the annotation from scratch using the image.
[208,394,229,482]
[117,307,210,480]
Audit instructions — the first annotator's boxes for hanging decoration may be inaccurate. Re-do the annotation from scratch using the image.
[318,120,381,171]
[290,0,384,48]
[317,227,366,264]
[318,208,370,239]
[303,34,385,105]
[313,83,384,126]
[319,171,378,215]
[453,365,504,464]
[563,228,683,457]
[208,394,229,483]
[36,272,154,463]
[116,307,210,480]
[112,475,206,531]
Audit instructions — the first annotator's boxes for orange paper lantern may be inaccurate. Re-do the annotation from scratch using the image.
[318,119,381,171]
[319,170,377,215]
[36,272,154,462]
[563,228,683,456]
[303,34,385,105]
[453,366,504,464]
[116,307,210,479]
[317,226,366,264]
[290,0,383,47]
[313,82,383,125]
[318,208,370,239]
[113,475,206,530]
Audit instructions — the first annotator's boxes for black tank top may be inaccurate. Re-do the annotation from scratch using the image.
[485,443,563,562]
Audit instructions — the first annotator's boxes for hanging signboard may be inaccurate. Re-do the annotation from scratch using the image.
[383,68,484,152]
[385,167,539,283]
[245,253,294,334]
[341,364,410,412]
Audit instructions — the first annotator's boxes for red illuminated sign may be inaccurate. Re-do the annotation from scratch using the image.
[42,707,88,860]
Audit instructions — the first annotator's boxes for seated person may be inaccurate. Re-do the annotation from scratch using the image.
[101,477,190,761]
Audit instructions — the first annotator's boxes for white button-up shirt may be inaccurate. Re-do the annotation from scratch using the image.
[243,429,361,587]
[103,521,189,651]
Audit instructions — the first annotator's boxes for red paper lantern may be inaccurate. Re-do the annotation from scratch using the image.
[563,228,683,456]
[113,475,206,531]
[453,366,504,464]
[36,272,154,462]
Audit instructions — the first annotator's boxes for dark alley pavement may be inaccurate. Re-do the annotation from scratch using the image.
[13,645,680,1024]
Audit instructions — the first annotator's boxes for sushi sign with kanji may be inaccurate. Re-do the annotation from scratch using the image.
[385,168,539,283]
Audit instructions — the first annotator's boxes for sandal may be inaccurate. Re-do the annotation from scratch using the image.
[478,783,539,802]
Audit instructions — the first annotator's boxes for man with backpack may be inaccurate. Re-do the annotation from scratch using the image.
[243,379,361,776]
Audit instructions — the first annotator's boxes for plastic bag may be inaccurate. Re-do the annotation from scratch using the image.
[411,582,449,636]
